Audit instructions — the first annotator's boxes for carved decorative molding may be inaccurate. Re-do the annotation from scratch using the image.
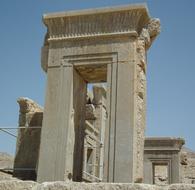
[43,4,150,41]
[45,53,117,82]
[144,137,185,151]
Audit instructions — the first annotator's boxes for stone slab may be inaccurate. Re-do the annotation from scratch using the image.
[43,4,149,19]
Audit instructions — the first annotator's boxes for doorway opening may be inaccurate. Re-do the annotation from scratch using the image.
[82,82,107,182]
[153,163,169,185]
[72,56,110,182]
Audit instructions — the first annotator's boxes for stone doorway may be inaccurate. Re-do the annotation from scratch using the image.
[72,60,108,182]
[37,4,160,183]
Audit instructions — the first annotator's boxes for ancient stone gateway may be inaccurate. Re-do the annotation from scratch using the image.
[37,4,160,183]
[144,137,185,185]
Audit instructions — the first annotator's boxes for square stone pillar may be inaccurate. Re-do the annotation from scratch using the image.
[93,85,107,180]
[37,64,86,182]
[38,4,160,183]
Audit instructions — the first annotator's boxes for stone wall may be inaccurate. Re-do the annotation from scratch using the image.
[1,181,195,190]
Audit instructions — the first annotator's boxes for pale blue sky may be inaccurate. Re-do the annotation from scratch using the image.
[0,0,195,155]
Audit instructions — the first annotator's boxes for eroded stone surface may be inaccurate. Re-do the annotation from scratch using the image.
[0,181,195,190]
[17,98,43,114]
[14,98,43,180]
[134,21,150,181]
[180,148,195,184]
[0,180,36,190]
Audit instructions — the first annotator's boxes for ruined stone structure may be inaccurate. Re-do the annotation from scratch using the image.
[37,4,160,183]
[11,96,195,184]
[2,3,193,189]
[13,98,43,180]
[10,3,195,186]
[144,137,185,185]
[12,5,195,183]
[180,147,195,184]
[13,86,107,182]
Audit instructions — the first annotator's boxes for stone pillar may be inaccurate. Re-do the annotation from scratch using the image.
[93,85,107,180]
[37,63,87,182]
[104,50,137,182]
[73,70,87,181]
[13,98,43,180]
[103,19,160,183]
[37,4,160,183]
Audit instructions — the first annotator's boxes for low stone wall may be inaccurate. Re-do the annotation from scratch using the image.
[0,181,195,190]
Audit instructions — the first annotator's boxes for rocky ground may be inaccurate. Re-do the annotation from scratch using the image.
[0,181,195,190]
[0,151,195,189]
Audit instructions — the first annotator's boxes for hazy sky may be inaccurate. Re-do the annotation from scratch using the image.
[0,0,195,155]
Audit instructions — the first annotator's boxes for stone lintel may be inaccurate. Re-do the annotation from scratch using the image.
[144,137,185,151]
[42,4,150,42]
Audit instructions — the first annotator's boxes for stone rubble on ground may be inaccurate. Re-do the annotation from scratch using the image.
[0,181,195,190]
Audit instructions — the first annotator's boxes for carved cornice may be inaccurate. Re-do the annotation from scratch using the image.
[144,137,185,151]
[43,4,150,42]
